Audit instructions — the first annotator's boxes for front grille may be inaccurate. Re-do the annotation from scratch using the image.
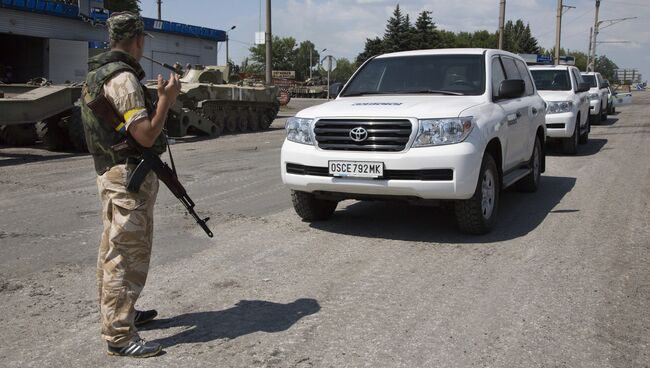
[286,163,453,181]
[547,123,566,129]
[314,119,412,152]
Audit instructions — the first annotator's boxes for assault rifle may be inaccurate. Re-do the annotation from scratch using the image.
[142,55,185,76]
[87,93,213,238]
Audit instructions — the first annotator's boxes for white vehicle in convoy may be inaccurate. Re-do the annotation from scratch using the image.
[280,49,547,234]
[530,65,591,154]
[581,72,609,123]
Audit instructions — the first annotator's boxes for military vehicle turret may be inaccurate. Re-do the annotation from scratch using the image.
[147,64,280,138]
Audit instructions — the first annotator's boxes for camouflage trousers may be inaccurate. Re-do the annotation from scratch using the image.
[96,163,159,346]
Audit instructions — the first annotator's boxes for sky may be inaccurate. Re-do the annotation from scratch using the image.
[140,0,650,81]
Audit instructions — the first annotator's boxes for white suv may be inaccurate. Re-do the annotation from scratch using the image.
[581,72,609,124]
[530,65,591,154]
[281,49,546,234]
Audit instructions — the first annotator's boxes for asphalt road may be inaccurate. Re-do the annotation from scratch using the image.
[0,94,648,367]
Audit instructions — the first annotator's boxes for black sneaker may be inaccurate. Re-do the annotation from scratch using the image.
[134,309,158,326]
[107,337,162,358]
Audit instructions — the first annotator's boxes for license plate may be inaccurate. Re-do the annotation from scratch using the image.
[328,161,384,178]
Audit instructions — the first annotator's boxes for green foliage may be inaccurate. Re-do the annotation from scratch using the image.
[330,58,356,83]
[248,36,297,72]
[500,20,539,54]
[294,41,321,81]
[595,55,618,81]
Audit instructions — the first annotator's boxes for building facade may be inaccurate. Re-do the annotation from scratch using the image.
[0,1,225,83]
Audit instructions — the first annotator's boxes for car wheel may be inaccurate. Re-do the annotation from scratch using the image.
[600,103,607,121]
[562,122,579,155]
[291,190,338,221]
[455,154,500,234]
[579,117,589,144]
[517,136,542,192]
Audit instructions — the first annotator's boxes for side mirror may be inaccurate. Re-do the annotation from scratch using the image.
[498,79,525,99]
[602,81,609,88]
[578,83,590,92]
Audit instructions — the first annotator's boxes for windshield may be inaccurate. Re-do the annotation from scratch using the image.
[342,54,485,96]
[581,74,597,88]
[531,70,572,91]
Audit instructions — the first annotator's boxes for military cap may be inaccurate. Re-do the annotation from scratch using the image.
[107,11,151,42]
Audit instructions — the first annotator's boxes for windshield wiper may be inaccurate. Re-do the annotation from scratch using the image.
[394,89,465,96]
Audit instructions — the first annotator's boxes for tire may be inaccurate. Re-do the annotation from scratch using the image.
[579,116,589,145]
[455,154,500,235]
[600,103,607,121]
[36,119,71,151]
[291,190,337,221]
[562,122,579,155]
[0,124,37,146]
[517,136,542,193]
[64,106,88,152]
[225,115,238,133]
[247,111,260,131]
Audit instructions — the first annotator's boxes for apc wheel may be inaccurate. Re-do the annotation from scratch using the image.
[64,106,88,152]
[579,117,589,145]
[247,111,260,131]
[291,190,337,221]
[0,124,37,146]
[455,154,500,235]
[562,122,579,155]
[36,119,71,151]
[517,136,542,193]
[225,115,238,133]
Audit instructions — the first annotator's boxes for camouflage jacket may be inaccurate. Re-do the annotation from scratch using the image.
[81,50,166,175]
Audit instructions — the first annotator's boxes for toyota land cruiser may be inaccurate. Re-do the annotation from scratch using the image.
[281,49,547,234]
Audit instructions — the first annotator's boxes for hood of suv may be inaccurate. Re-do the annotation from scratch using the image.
[295,95,487,119]
[536,90,574,101]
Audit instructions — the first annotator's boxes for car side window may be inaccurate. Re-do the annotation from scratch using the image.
[571,69,583,91]
[501,57,521,80]
[491,57,506,99]
[514,59,534,96]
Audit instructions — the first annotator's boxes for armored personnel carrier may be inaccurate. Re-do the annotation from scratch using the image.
[148,64,280,138]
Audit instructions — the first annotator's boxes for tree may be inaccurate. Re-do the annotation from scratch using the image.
[356,37,385,66]
[412,10,439,49]
[330,58,356,83]
[595,55,618,81]
[294,41,321,81]
[248,36,297,72]
[500,20,540,54]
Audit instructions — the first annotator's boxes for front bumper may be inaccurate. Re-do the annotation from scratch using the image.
[280,140,483,200]
[545,111,577,138]
[589,99,601,115]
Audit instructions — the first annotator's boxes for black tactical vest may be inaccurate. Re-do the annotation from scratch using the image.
[81,51,166,175]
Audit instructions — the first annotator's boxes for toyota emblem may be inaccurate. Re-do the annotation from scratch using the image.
[349,127,368,142]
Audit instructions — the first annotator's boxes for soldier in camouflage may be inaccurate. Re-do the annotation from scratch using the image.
[80,11,180,358]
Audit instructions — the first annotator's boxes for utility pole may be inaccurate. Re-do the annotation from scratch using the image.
[555,0,562,65]
[226,25,236,65]
[589,0,601,71]
[498,0,506,49]
[265,0,272,85]
[587,27,593,69]
[157,0,162,20]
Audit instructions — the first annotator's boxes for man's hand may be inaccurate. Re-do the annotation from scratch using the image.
[156,73,181,107]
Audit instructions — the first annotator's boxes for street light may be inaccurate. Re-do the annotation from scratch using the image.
[226,25,236,65]
[309,47,326,80]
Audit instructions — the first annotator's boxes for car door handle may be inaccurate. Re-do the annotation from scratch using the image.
[507,113,518,125]
[516,111,522,118]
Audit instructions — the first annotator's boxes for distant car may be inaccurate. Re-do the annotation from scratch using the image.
[607,86,633,114]
[580,72,609,124]
[530,65,591,154]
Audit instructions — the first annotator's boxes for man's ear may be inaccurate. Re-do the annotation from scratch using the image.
[137,34,145,49]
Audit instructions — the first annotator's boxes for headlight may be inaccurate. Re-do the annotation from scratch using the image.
[285,117,314,145]
[589,93,600,100]
[413,117,473,147]
[547,101,573,114]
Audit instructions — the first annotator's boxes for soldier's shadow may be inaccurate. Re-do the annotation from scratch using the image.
[142,298,320,348]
